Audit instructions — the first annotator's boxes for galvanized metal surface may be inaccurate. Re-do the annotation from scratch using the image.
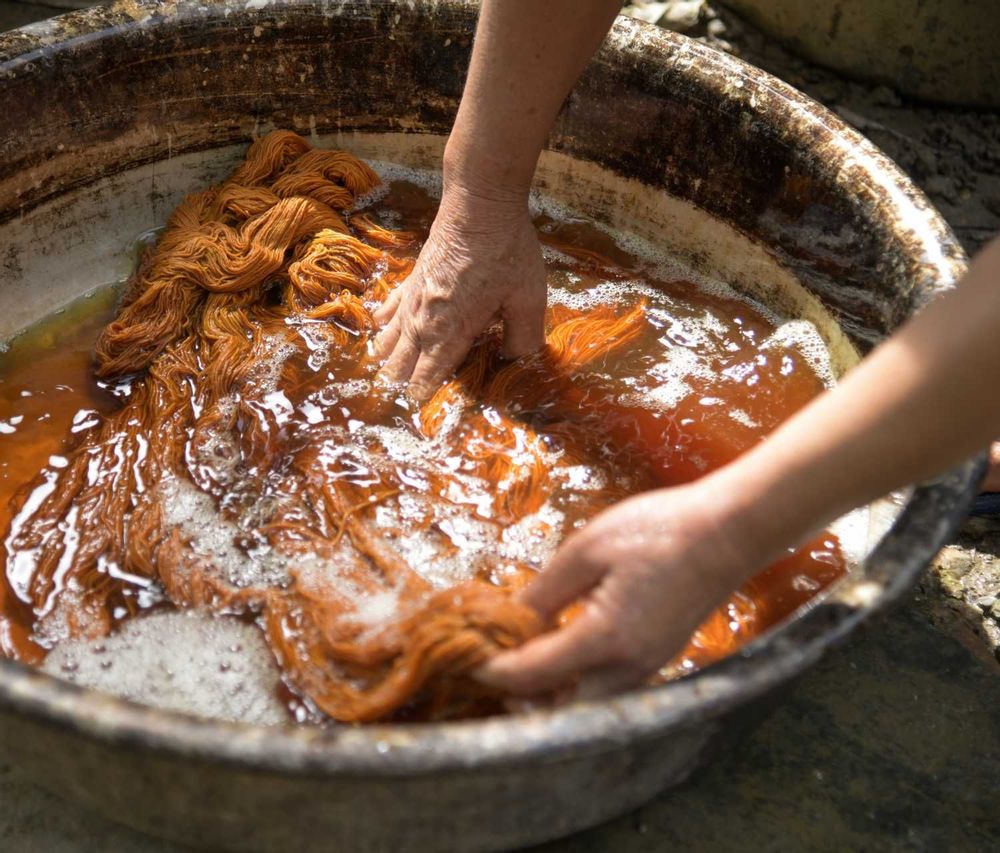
[4,598,998,851]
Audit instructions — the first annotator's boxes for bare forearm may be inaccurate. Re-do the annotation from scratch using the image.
[378,3,619,398]
[443,0,621,199]
[709,237,1000,570]
[481,241,1000,698]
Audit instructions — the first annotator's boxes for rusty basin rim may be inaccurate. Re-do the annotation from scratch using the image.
[0,0,984,776]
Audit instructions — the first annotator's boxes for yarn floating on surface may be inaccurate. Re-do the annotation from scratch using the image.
[0,131,846,722]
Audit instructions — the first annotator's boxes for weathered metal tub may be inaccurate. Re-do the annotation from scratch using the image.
[0,2,982,850]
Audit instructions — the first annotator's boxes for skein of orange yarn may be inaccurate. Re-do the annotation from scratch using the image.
[3,131,846,721]
[3,131,663,722]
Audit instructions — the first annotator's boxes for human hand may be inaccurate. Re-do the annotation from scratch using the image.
[476,484,768,701]
[981,440,1000,492]
[373,185,547,401]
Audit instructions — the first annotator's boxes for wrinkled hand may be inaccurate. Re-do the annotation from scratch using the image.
[373,188,547,400]
[477,484,764,701]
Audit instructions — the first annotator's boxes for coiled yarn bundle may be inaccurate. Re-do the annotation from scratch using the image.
[4,131,664,722]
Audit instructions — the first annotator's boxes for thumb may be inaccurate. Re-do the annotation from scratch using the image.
[521,529,608,621]
[476,604,614,696]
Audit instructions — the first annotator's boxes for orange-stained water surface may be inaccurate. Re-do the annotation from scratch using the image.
[0,156,847,722]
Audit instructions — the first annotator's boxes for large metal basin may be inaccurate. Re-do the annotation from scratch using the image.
[0,2,981,850]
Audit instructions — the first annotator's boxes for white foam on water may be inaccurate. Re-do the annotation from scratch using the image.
[160,478,291,590]
[499,504,565,569]
[293,547,405,627]
[42,610,287,725]
[761,319,837,389]
[371,491,497,589]
[530,191,786,327]
[349,180,391,212]
[373,209,403,229]
[364,161,444,202]
[548,279,671,312]
[33,583,108,650]
[540,245,584,267]
[633,375,693,411]
[248,334,298,396]
[351,588,404,626]
[651,344,715,385]
[728,408,760,429]
[555,464,608,492]
[336,378,374,399]
[647,305,731,352]
[625,337,718,411]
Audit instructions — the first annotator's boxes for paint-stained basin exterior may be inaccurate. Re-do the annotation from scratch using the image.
[0,2,983,851]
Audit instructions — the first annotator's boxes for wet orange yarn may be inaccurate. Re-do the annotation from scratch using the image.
[2,131,847,720]
[3,131,672,722]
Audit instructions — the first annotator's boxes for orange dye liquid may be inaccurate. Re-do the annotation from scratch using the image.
[0,178,845,714]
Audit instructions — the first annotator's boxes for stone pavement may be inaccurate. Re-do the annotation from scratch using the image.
[0,2,998,851]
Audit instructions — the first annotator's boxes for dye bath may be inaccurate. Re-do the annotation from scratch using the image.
[0,139,847,723]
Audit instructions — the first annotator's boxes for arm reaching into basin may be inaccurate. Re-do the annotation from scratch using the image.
[374,0,621,400]
[479,237,1000,699]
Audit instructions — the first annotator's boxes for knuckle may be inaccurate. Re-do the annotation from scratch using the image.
[411,292,458,342]
[607,631,643,666]
[509,671,547,696]
[402,287,423,314]
[416,278,453,311]
[398,319,422,351]
[418,311,454,341]
[587,611,626,658]
[593,616,644,666]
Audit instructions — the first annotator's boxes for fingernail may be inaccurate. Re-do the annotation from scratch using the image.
[408,383,431,404]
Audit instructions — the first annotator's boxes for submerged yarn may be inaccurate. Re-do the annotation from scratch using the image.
[4,131,660,722]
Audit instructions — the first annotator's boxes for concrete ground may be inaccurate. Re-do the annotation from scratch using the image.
[0,1,998,851]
